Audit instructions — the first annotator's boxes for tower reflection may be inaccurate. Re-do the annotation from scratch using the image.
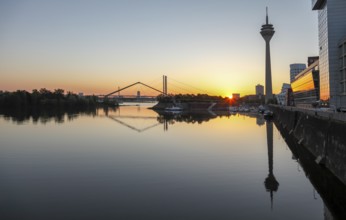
[264,121,279,210]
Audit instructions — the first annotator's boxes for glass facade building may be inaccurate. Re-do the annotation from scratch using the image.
[291,61,319,108]
[340,37,346,95]
[290,64,306,83]
[316,2,329,102]
[312,0,346,108]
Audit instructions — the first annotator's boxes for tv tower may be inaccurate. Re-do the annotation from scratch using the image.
[260,7,275,104]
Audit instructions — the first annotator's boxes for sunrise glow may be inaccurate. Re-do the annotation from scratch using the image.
[0,1,318,97]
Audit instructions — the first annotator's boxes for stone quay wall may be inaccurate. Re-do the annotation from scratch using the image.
[271,105,346,185]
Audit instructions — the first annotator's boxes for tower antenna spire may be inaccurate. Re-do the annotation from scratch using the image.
[266,7,269,24]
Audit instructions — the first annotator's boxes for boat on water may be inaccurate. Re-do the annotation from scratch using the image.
[165,106,183,112]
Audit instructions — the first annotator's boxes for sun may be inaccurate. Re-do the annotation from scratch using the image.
[228,95,233,99]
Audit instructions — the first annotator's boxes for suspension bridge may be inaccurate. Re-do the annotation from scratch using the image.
[98,75,217,103]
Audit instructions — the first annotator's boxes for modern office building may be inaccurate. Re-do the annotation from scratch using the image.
[291,59,320,108]
[312,0,346,108]
[256,84,264,96]
[260,8,275,104]
[340,37,346,102]
[290,64,306,83]
[290,57,319,83]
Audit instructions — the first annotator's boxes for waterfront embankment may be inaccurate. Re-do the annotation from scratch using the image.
[274,118,346,220]
[271,105,346,185]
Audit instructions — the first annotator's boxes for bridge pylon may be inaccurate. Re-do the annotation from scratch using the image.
[163,75,168,95]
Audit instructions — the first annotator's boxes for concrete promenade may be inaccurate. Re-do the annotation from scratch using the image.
[272,105,346,123]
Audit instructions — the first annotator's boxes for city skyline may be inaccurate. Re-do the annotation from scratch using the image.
[0,0,318,96]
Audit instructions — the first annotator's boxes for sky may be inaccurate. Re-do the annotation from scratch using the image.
[0,0,318,97]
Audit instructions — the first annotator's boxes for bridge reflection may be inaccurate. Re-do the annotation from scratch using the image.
[104,108,235,133]
[107,115,161,133]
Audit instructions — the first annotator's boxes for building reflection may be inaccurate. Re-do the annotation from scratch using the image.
[107,109,266,132]
[163,119,169,131]
[106,108,238,132]
[236,112,265,127]
[257,116,265,126]
[264,121,279,210]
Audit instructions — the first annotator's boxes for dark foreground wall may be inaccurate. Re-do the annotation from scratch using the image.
[271,106,346,186]
[274,119,346,220]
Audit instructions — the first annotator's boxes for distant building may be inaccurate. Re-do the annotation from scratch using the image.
[78,92,84,97]
[137,91,140,98]
[290,64,306,83]
[256,84,264,96]
[276,83,291,106]
[232,93,240,100]
[291,59,319,108]
[312,0,346,108]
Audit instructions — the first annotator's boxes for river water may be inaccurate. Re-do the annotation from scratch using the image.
[0,104,343,219]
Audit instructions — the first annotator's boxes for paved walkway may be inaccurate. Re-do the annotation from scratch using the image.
[271,105,346,123]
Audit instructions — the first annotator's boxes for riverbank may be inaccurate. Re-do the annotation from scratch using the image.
[0,89,119,112]
[271,105,346,185]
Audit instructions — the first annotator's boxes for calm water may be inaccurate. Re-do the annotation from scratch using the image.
[0,104,342,219]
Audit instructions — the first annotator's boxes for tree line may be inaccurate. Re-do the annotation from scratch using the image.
[0,89,98,109]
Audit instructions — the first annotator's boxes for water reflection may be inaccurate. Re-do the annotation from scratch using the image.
[107,115,161,133]
[264,121,279,210]
[257,117,266,126]
[1,105,346,219]
[155,110,229,124]
[0,107,99,124]
[106,109,233,132]
[0,106,257,129]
